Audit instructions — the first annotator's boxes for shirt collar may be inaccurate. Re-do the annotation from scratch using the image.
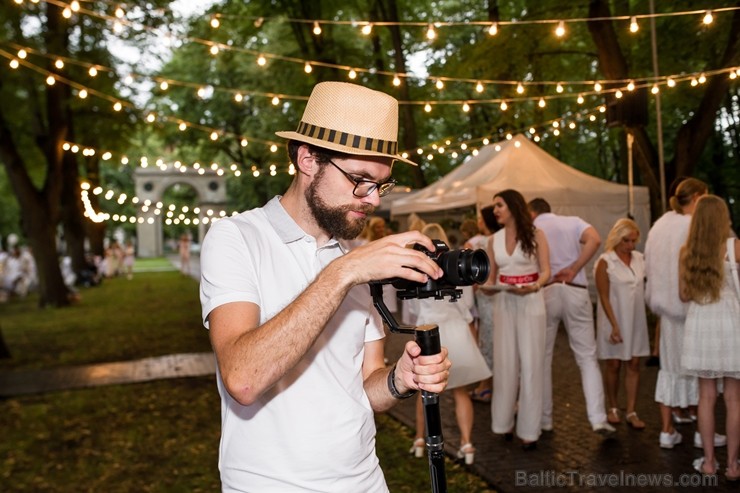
[263,196,345,252]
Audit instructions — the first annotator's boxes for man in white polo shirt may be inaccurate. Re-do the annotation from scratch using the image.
[528,198,615,436]
[199,81,451,493]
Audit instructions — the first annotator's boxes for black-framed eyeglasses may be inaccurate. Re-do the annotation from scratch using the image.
[326,159,397,198]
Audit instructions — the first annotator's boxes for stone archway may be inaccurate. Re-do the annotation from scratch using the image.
[133,167,227,257]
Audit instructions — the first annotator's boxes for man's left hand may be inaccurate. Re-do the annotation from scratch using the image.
[395,340,450,394]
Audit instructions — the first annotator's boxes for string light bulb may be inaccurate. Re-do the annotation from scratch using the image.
[54,59,64,69]
[62,7,71,18]
[113,102,122,111]
[577,94,584,104]
[556,83,563,93]
[159,81,169,90]
[210,17,220,28]
[234,92,243,102]
[46,75,55,85]
[698,73,706,84]
[462,102,470,112]
[88,66,98,77]
[516,83,524,94]
[703,10,713,25]
[424,103,432,112]
[9,59,19,69]
[538,98,546,108]
[594,81,602,92]
[500,100,508,111]
[179,122,187,131]
[304,62,312,74]
[667,78,676,87]
[115,6,124,18]
[426,24,436,40]
[627,80,635,91]
[271,96,280,105]
[488,22,498,36]
[651,84,659,94]
[475,81,484,93]
[555,21,566,37]
[257,54,266,66]
[348,69,357,79]
[313,22,322,35]
[392,75,401,86]
[17,49,27,59]
[78,89,88,99]
[361,23,372,35]
[70,1,80,12]
[629,16,639,33]
[435,79,444,90]
[615,89,623,98]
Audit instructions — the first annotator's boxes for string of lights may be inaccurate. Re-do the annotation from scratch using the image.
[18,0,736,91]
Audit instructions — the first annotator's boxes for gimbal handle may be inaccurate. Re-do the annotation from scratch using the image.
[369,282,448,493]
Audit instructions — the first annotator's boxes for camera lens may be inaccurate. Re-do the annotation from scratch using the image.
[437,248,490,285]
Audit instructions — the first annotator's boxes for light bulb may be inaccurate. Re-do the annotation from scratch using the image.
[667,78,676,87]
[630,16,639,33]
[257,55,266,66]
[500,100,508,111]
[703,10,713,25]
[392,75,401,86]
[488,22,498,36]
[78,89,88,99]
[462,102,470,112]
[55,59,64,69]
[615,90,623,98]
[361,23,372,35]
[426,24,436,40]
[594,81,602,92]
[271,96,280,105]
[555,21,566,37]
[627,81,635,91]
[651,84,659,94]
[113,102,122,111]
[538,98,546,108]
[424,103,432,112]
[210,17,220,28]
[234,93,243,102]
[313,22,322,35]
[88,66,98,77]
[516,83,524,94]
[159,81,168,90]
[435,79,444,90]
[348,69,357,79]
[556,83,563,93]
[577,94,584,104]
[210,45,219,55]
[475,81,484,93]
[304,62,312,74]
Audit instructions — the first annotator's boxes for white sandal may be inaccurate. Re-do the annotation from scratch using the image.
[456,443,475,465]
[409,438,424,458]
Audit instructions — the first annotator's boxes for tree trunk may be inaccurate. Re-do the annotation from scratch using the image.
[61,150,88,276]
[378,0,426,187]
[672,6,740,178]
[0,325,10,359]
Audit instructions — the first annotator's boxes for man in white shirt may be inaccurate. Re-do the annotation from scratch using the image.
[528,198,615,436]
[200,82,451,492]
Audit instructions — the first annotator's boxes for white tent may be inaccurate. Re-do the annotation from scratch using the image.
[391,134,651,250]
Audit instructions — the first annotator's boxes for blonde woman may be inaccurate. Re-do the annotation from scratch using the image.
[679,195,740,479]
[408,223,491,464]
[595,218,650,430]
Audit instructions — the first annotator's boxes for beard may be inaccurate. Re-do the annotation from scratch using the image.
[305,169,375,240]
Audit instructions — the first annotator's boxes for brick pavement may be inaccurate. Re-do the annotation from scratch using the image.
[384,326,734,493]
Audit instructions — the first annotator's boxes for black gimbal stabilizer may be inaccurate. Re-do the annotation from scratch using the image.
[369,239,490,493]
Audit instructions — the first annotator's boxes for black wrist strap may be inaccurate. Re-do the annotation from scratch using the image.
[387,363,417,399]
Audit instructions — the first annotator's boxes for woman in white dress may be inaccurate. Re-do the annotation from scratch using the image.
[464,206,500,402]
[485,189,550,450]
[679,195,740,479]
[408,223,491,465]
[595,218,650,430]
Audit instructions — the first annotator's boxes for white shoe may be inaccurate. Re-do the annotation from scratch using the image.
[593,422,616,436]
[409,438,424,458]
[671,411,693,425]
[541,423,553,432]
[659,430,682,449]
[694,431,727,448]
[456,443,475,465]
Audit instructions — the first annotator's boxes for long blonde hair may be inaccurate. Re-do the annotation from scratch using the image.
[422,223,449,244]
[680,195,730,303]
[604,218,640,252]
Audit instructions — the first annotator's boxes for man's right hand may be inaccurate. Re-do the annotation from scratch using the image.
[337,231,444,286]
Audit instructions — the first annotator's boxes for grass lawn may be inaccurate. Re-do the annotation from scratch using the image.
[0,270,494,492]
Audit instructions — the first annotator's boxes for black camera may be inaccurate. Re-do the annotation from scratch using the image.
[389,239,490,300]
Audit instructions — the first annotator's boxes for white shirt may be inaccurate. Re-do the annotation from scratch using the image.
[200,196,387,493]
[643,210,691,319]
[534,212,591,286]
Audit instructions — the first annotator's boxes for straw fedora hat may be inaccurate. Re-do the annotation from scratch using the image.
[276,81,416,165]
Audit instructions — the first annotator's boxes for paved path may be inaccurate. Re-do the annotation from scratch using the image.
[384,327,733,493]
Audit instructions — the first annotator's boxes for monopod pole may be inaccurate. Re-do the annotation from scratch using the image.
[415,324,447,493]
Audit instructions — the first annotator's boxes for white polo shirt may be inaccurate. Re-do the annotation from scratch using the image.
[533,212,591,286]
[200,196,387,493]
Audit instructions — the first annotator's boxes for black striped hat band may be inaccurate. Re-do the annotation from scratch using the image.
[296,121,398,155]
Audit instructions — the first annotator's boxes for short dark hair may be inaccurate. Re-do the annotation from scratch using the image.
[528,197,551,215]
[287,140,352,166]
